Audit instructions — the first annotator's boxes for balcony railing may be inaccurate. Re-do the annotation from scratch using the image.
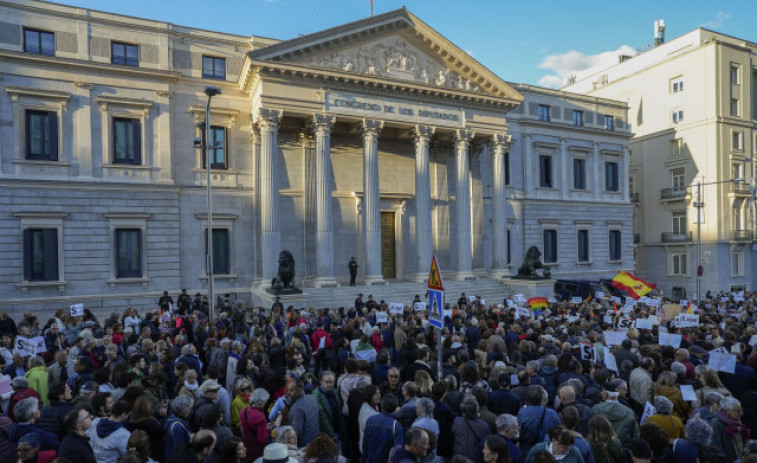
[731,230,753,241]
[731,182,751,195]
[631,192,640,203]
[661,231,692,243]
[660,187,687,200]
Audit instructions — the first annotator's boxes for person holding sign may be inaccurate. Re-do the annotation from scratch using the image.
[645,396,684,439]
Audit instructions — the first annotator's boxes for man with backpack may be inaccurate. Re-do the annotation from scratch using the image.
[517,386,561,455]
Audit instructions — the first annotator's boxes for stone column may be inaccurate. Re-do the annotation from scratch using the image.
[593,142,601,200]
[524,135,534,196]
[413,125,435,281]
[560,137,569,200]
[455,128,475,279]
[250,125,261,283]
[362,119,385,285]
[256,108,282,281]
[491,134,512,277]
[312,115,338,287]
[622,147,630,202]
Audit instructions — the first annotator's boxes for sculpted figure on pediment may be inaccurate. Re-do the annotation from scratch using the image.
[300,36,480,92]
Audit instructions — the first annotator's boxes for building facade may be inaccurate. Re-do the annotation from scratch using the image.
[564,28,757,297]
[0,0,631,312]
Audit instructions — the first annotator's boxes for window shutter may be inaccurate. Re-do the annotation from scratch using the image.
[48,112,59,160]
[132,119,142,165]
[23,229,33,281]
[42,229,58,280]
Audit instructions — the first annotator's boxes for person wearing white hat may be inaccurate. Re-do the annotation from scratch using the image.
[253,443,299,463]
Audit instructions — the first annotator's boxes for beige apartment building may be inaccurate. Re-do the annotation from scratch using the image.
[565,28,757,297]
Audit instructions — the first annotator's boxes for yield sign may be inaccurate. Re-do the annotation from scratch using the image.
[427,253,444,291]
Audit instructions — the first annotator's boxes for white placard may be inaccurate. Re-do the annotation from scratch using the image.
[648,315,659,325]
[70,303,84,317]
[626,299,638,306]
[510,374,519,386]
[375,312,388,323]
[639,296,652,305]
[604,331,626,347]
[571,297,583,304]
[469,295,476,302]
[675,313,699,328]
[734,296,745,302]
[616,317,635,330]
[622,304,635,315]
[749,335,757,347]
[659,332,682,348]
[595,291,605,299]
[480,299,485,306]
[721,296,730,302]
[548,297,557,303]
[635,318,653,330]
[392,303,406,314]
[516,307,531,319]
[568,315,579,322]
[506,299,515,308]
[603,315,614,324]
[640,402,656,425]
[680,299,689,307]
[708,352,736,373]
[14,336,46,357]
[603,352,618,372]
[580,342,596,362]
[514,294,526,303]
[680,385,697,401]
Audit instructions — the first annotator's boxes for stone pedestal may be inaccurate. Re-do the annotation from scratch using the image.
[503,278,555,299]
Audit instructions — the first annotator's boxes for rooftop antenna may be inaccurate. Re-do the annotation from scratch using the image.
[654,19,666,46]
[370,0,373,16]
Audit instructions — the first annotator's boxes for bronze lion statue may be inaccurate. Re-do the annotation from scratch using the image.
[517,246,551,278]
[274,250,296,289]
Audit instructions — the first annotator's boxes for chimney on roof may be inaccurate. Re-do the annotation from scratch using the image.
[654,19,666,46]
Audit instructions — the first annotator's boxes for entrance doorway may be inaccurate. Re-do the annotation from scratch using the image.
[380,212,396,278]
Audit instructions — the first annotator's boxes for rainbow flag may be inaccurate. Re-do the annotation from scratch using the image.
[611,271,655,300]
[528,297,548,314]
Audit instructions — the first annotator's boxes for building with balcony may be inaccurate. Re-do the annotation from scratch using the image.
[564,27,757,297]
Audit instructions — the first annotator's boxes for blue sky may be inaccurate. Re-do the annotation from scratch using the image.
[51,0,757,88]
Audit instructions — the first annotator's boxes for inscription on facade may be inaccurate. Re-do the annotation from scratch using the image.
[324,91,464,128]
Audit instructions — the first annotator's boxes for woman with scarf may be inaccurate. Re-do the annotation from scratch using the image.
[231,379,253,436]
[177,369,200,398]
[710,397,749,463]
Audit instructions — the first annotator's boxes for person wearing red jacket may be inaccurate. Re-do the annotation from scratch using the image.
[311,323,333,376]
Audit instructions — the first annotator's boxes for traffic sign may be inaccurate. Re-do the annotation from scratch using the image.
[427,253,444,291]
[428,289,444,329]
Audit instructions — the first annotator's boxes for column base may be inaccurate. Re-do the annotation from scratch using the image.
[313,277,340,289]
[414,272,429,283]
[455,271,478,281]
[490,269,510,279]
[364,275,387,285]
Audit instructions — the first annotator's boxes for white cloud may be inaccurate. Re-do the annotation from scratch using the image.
[700,11,731,29]
[536,45,638,89]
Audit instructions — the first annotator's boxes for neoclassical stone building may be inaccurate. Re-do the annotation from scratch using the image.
[0,0,632,312]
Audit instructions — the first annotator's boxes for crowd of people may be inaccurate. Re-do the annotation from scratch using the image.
[0,287,755,463]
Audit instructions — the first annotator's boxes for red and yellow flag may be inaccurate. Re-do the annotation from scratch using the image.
[611,271,655,300]
[528,297,548,313]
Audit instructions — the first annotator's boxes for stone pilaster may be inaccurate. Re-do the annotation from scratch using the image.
[413,125,435,281]
[256,108,282,281]
[455,127,475,279]
[491,133,512,277]
[362,119,385,285]
[312,114,338,287]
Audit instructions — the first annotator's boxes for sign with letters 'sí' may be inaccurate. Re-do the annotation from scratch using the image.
[15,336,46,357]
[324,91,465,129]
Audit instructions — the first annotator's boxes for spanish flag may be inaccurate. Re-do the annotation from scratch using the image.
[611,271,655,300]
[528,297,548,314]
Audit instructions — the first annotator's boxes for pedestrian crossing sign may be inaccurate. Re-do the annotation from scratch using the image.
[428,253,444,291]
[428,289,444,329]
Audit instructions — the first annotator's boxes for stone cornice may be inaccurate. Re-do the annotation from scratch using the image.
[243,60,520,111]
[0,49,182,83]
[4,86,71,101]
[96,95,155,109]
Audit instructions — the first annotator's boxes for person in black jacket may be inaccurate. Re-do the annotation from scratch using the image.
[36,382,74,439]
[57,408,96,463]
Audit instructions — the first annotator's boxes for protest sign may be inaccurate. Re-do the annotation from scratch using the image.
[516,307,531,319]
[640,402,656,425]
[658,332,682,348]
[603,352,618,372]
[580,342,596,362]
[604,331,626,347]
[648,315,659,325]
[514,294,526,304]
[680,385,697,401]
[70,303,84,317]
[603,315,614,325]
[14,336,46,357]
[708,352,736,373]
[663,303,683,319]
[595,291,605,299]
[375,312,388,323]
[548,297,557,303]
[749,335,757,347]
[510,374,519,386]
[675,313,699,328]
[392,303,406,314]
[635,318,653,330]
[616,317,634,330]
[571,297,583,304]
[506,299,515,308]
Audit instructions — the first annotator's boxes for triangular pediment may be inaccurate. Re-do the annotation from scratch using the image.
[248,9,522,103]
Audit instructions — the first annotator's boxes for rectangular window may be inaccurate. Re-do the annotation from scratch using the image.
[573,110,584,126]
[504,152,510,185]
[672,253,687,275]
[113,118,141,165]
[203,126,227,169]
[539,155,553,187]
[671,78,684,93]
[538,104,550,121]
[671,138,683,156]
[604,115,614,130]
[543,229,557,263]
[202,56,226,80]
[732,131,743,150]
[577,230,589,262]
[672,211,687,235]
[111,42,138,66]
[730,64,740,84]
[732,251,741,276]
[24,28,54,56]
[23,229,58,281]
[672,109,684,123]
[733,164,742,181]
[25,110,58,161]
[573,158,586,190]
[731,98,739,116]
[609,230,622,261]
[206,228,230,275]
[506,229,511,265]
[115,229,142,278]
[605,161,619,192]
[671,168,685,192]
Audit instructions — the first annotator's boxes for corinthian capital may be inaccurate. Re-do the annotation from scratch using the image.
[255,108,282,131]
[361,119,384,138]
[455,127,475,148]
[413,125,435,144]
[311,114,335,135]
[491,133,513,152]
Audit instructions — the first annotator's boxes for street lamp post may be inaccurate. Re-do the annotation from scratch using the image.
[204,86,221,321]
